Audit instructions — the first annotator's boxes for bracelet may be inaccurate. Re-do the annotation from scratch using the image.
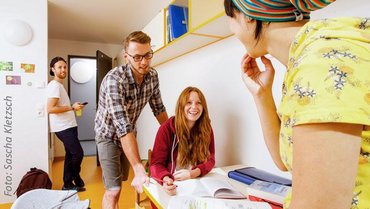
[71,106,74,111]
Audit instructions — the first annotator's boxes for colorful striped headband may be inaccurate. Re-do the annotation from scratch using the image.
[232,0,336,22]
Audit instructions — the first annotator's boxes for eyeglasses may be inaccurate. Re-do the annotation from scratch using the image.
[126,51,153,62]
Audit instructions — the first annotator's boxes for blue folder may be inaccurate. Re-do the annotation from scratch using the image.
[228,171,256,185]
[228,167,292,186]
[168,4,188,40]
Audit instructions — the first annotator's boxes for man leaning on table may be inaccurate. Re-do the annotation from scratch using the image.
[94,31,168,209]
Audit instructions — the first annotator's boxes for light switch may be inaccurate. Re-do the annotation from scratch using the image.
[36,104,44,117]
[35,81,45,89]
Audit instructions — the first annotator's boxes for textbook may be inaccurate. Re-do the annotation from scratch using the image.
[167,196,272,209]
[175,177,246,199]
[228,167,292,186]
[247,180,291,208]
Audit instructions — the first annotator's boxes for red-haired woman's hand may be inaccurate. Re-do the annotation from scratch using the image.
[173,169,191,181]
[163,176,177,196]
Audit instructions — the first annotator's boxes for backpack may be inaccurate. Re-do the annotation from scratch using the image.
[15,167,52,197]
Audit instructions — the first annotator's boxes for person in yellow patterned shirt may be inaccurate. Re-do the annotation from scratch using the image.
[224,0,370,208]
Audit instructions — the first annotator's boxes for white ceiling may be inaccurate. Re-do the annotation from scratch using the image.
[48,0,370,45]
[48,0,171,44]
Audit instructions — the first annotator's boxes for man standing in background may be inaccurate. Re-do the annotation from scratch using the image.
[47,56,86,191]
[95,31,168,209]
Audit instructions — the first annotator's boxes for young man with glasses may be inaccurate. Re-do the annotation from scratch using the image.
[95,31,168,209]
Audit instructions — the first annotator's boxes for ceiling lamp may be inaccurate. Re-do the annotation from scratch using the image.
[3,19,33,46]
[70,61,94,84]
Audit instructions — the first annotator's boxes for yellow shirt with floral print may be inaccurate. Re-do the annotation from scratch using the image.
[278,17,370,209]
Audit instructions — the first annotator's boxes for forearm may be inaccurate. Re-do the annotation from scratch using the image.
[47,105,73,114]
[156,111,168,125]
[194,151,215,176]
[150,164,173,180]
[190,168,201,179]
[120,132,144,173]
[253,92,286,170]
[150,127,173,179]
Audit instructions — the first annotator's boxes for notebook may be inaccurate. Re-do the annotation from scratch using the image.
[231,167,292,186]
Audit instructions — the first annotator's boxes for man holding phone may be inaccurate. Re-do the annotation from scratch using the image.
[47,56,87,191]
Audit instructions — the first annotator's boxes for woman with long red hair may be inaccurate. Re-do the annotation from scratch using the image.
[150,86,215,196]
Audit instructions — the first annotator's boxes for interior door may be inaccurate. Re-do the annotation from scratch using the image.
[96,50,112,165]
[96,50,112,103]
[68,55,96,156]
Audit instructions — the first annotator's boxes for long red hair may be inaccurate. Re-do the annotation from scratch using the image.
[174,87,212,168]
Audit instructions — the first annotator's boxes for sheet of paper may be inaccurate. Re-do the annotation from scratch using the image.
[167,196,272,209]
[175,179,210,197]
[175,179,198,196]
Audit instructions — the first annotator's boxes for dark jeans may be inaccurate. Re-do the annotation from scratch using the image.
[55,126,84,185]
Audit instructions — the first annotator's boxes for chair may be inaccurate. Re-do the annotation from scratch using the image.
[135,149,152,209]
[11,189,90,209]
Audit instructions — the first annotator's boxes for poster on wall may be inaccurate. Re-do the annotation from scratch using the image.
[5,75,21,85]
[0,61,13,71]
[20,63,35,73]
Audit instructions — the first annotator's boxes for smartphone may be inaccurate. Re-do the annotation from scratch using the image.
[81,102,88,105]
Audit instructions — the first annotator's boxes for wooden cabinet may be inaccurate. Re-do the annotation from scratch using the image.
[143,0,232,67]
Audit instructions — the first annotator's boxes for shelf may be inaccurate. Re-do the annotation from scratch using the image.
[144,0,233,67]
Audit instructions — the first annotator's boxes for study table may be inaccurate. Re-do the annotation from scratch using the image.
[141,164,250,209]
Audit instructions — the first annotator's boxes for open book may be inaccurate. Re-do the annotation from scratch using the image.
[168,196,272,209]
[175,177,246,199]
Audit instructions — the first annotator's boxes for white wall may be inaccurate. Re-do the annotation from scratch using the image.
[137,37,287,177]
[48,39,122,64]
[310,0,369,19]
[135,0,369,178]
[0,0,48,203]
[48,39,122,157]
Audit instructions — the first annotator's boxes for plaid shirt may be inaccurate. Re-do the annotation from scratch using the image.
[94,64,166,141]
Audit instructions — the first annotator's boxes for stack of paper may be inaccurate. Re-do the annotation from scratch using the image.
[247,180,291,207]
[227,167,292,208]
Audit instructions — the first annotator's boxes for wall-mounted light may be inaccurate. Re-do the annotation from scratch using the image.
[3,19,33,46]
[70,61,94,84]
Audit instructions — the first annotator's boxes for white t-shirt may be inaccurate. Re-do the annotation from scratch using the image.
[47,80,77,132]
